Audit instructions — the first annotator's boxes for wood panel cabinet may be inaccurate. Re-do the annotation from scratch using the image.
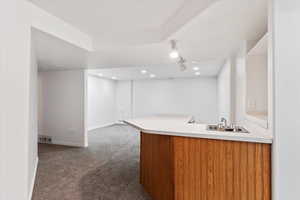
[140,133,174,200]
[140,132,271,200]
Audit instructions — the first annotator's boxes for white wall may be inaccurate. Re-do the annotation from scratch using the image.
[38,70,87,147]
[234,54,247,123]
[116,78,218,123]
[28,36,38,198]
[233,41,271,126]
[116,81,132,120]
[246,55,268,113]
[0,1,93,199]
[88,76,117,130]
[0,35,3,200]
[0,1,32,199]
[272,0,300,199]
[217,60,233,122]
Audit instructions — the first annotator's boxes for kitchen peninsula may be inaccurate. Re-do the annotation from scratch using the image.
[124,115,272,200]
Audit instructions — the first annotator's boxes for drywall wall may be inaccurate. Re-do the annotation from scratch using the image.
[116,78,218,123]
[88,76,117,130]
[0,45,3,199]
[28,37,38,198]
[246,55,268,113]
[233,55,247,124]
[133,78,218,123]
[0,24,4,200]
[116,81,132,121]
[27,1,93,51]
[233,41,270,127]
[0,1,92,199]
[38,70,87,147]
[0,1,31,199]
[272,1,300,199]
[217,60,232,122]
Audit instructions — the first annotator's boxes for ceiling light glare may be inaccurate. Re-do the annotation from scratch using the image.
[195,72,201,76]
[98,73,103,77]
[112,76,117,80]
[193,67,200,71]
[150,74,156,78]
[141,70,147,74]
[169,50,179,59]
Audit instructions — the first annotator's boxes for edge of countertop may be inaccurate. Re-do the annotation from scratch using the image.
[123,117,273,144]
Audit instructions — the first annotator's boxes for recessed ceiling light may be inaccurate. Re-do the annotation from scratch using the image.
[98,73,103,77]
[150,74,156,78]
[141,70,147,74]
[195,72,201,76]
[193,67,200,71]
[112,76,117,80]
[169,50,179,59]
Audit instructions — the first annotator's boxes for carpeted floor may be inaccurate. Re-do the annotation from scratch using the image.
[32,124,151,200]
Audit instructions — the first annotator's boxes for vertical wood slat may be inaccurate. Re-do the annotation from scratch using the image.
[225,141,234,200]
[207,139,214,200]
[233,142,241,200]
[240,142,248,200]
[174,137,184,200]
[200,139,208,200]
[262,144,271,200]
[140,133,174,200]
[214,140,222,200]
[195,139,201,200]
[140,132,271,200]
[248,143,256,200]
[255,144,263,200]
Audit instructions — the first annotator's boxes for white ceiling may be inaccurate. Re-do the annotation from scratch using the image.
[88,60,223,81]
[32,29,89,71]
[171,0,267,58]
[31,0,268,77]
[29,0,219,46]
[33,29,224,75]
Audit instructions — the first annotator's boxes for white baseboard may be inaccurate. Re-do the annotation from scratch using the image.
[88,122,116,131]
[29,157,39,200]
[51,140,85,147]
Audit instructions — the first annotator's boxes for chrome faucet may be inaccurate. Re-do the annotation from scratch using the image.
[220,117,228,128]
[207,118,249,133]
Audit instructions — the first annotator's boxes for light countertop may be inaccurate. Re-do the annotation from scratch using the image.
[124,115,273,144]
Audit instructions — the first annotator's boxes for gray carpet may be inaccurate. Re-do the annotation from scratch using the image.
[32,124,151,200]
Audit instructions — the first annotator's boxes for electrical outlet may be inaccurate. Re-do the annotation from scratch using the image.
[38,135,52,144]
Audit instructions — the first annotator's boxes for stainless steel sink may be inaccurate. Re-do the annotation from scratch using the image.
[206,125,249,133]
